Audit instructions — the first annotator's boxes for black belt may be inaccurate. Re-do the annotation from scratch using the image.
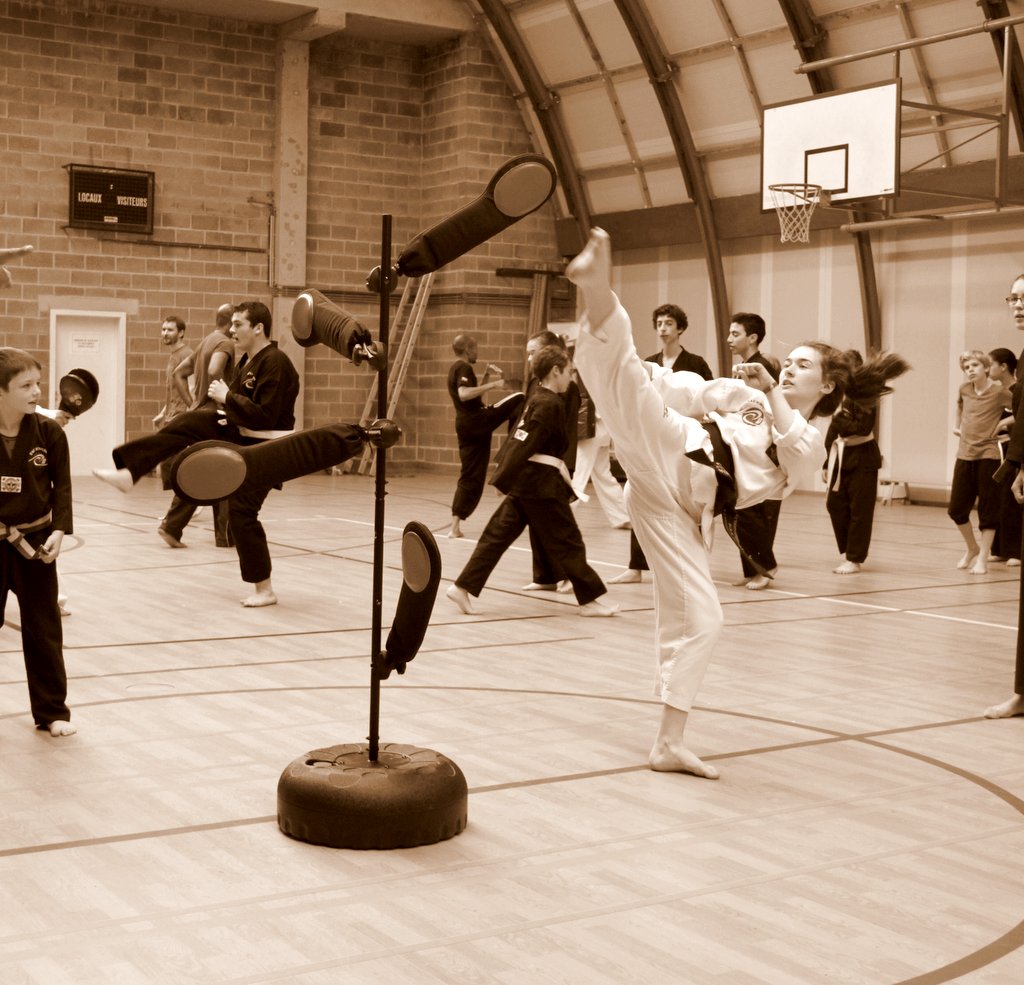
[685,422,772,580]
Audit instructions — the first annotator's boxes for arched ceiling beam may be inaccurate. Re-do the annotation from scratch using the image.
[564,0,653,208]
[613,0,732,372]
[777,0,882,355]
[977,0,1024,151]
[474,0,592,245]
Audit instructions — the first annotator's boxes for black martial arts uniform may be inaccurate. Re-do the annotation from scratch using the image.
[447,358,524,522]
[112,343,299,584]
[0,413,72,727]
[454,385,607,605]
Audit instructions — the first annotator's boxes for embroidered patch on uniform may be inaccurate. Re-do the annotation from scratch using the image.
[28,446,47,467]
[740,403,766,426]
[513,428,529,441]
[243,373,256,391]
[0,476,22,493]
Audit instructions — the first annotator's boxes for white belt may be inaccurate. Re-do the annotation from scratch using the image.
[0,512,52,559]
[528,453,588,502]
[825,433,874,492]
[238,427,296,441]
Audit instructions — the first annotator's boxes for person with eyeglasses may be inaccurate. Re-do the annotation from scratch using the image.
[985,277,1024,718]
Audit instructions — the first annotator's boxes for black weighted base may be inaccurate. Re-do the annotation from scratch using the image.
[277,743,467,850]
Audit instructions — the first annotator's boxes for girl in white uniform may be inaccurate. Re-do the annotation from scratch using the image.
[568,227,848,779]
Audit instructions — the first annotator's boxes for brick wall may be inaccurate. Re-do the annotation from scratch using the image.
[303,31,571,469]
[0,0,277,433]
[1,1,568,469]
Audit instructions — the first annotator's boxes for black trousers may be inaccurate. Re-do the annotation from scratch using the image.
[0,541,69,726]
[209,424,368,584]
[451,394,525,520]
[116,417,365,584]
[826,468,878,563]
[162,496,234,547]
[994,470,1022,560]
[456,494,606,605]
[736,499,782,577]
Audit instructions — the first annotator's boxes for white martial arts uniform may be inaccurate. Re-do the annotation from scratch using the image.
[574,301,824,711]
[571,415,630,526]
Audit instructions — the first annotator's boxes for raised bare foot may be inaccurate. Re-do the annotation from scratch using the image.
[957,549,979,570]
[984,694,1024,719]
[92,467,134,493]
[241,590,277,608]
[447,523,463,539]
[649,743,719,779]
[556,579,572,594]
[833,560,861,574]
[446,584,477,614]
[579,599,618,617]
[48,721,77,737]
[608,569,642,584]
[565,226,611,288]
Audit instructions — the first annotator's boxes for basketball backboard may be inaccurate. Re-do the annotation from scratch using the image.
[761,80,901,210]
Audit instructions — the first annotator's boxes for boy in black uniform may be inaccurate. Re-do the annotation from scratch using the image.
[446,345,616,617]
[0,347,76,736]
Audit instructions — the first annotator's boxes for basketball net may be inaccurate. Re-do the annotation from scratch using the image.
[768,183,821,243]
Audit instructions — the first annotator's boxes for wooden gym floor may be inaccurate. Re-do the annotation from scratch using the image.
[2,469,1023,985]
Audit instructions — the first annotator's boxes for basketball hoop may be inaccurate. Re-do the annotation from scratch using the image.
[768,183,821,243]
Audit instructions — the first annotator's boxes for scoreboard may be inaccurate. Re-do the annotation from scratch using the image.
[67,164,155,234]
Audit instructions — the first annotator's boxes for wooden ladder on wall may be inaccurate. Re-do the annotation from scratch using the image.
[348,271,434,475]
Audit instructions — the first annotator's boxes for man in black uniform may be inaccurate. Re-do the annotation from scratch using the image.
[447,333,524,538]
[94,301,300,608]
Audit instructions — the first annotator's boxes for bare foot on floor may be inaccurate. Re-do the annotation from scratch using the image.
[984,694,1024,719]
[833,560,861,574]
[579,599,618,617]
[608,569,642,584]
[970,556,990,575]
[957,549,979,570]
[48,721,77,737]
[522,582,557,591]
[446,584,477,614]
[241,590,277,607]
[745,574,772,591]
[649,743,719,779]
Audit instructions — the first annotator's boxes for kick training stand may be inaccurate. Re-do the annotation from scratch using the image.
[276,215,467,850]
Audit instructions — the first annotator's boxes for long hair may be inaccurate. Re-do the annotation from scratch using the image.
[798,344,909,419]
[826,348,911,429]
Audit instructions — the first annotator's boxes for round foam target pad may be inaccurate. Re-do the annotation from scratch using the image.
[170,440,248,505]
[291,291,316,345]
[493,159,557,218]
[401,528,433,593]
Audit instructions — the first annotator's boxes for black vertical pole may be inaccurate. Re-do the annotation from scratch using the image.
[367,214,391,762]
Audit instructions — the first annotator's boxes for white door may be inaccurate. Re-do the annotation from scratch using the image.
[49,310,126,475]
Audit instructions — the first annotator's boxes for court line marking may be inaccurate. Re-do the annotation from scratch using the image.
[1,685,1019,985]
